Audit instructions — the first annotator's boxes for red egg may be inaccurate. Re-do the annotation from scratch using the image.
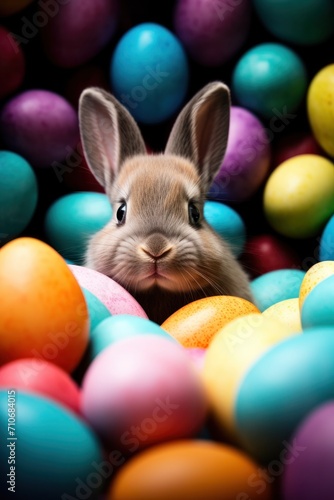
[242,234,301,278]
[0,26,25,99]
[0,358,81,415]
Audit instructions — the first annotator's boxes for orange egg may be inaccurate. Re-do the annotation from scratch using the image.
[161,296,259,348]
[0,237,89,372]
[108,439,272,500]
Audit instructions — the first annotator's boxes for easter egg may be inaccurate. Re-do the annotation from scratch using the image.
[41,0,120,68]
[251,269,305,312]
[299,260,334,308]
[0,358,81,414]
[174,0,251,67]
[161,296,259,348]
[82,288,111,333]
[234,327,334,462]
[232,43,307,119]
[209,106,271,203]
[108,440,273,500]
[69,264,148,318]
[0,90,79,168]
[0,26,25,99]
[301,275,334,329]
[241,234,301,278]
[0,151,38,243]
[263,298,302,333]
[282,402,334,500]
[44,192,112,263]
[81,335,208,451]
[263,154,334,238]
[320,215,334,261]
[0,238,89,372]
[110,23,189,124]
[0,391,104,500]
[0,0,34,16]
[307,64,334,158]
[204,201,246,256]
[203,313,299,441]
[253,0,334,45]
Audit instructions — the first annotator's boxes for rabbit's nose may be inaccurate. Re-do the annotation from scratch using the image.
[140,233,173,260]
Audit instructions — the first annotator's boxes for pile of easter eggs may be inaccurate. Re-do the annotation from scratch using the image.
[1,0,334,499]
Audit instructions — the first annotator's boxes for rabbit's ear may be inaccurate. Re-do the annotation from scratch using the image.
[79,87,147,193]
[165,81,230,191]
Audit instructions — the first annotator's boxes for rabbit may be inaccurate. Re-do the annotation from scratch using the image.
[78,81,253,324]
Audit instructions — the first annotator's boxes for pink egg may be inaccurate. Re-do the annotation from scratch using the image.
[41,0,120,68]
[0,26,25,100]
[69,264,148,318]
[0,90,79,168]
[0,358,81,415]
[81,335,208,453]
[209,106,271,202]
[174,0,251,66]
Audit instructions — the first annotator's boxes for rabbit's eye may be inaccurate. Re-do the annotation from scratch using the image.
[116,202,127,225]
[188,202,200,226]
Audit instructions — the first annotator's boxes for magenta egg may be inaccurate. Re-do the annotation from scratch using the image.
[209,106,271,202]
[41,0,120,67]
[174,0,251,66]
[0,90,80,168]
[81,335,208,453]
[282,402,334,500]
[0,26,25,100]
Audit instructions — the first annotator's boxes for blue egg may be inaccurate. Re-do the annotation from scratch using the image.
[44,192,112,263]
[301,275,334,329]
[0,150,38,243]
[0,390,105,500]
[251,269,305,311]
[232,43,307,119]
[204,201,246,256]
[110,23,189,124]
[319,215,334,261]
[235,327,334,462]
[82,287,111,333]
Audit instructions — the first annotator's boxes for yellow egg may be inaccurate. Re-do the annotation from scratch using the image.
[0,237,89,372]
[263,154,334,238]
[262,298,302,333]
[308,64,334,157]
[161,296,259,348]
[202,313,300,440]
[108,440,273,500]
[299,260,334,309]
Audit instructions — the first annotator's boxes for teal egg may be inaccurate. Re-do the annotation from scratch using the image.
[82,287,111,333]
[0,150,38,243]
[0,390,105,500]
[44,192,112,263]
[232,43,307,119]
[235,328,334,463]
[301,275,334,329]
[251,269,305,312]
[319,215,334,261]
[204,201,246,257]
[253,0,334,45]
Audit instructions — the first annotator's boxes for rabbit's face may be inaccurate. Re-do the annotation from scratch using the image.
[85,155,221,294]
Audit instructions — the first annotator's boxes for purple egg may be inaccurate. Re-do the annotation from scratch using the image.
[41,0,119,68]
[0,90,80,168]
[209,106,271,203]
[282,401,334,500]
[174,0,251,66]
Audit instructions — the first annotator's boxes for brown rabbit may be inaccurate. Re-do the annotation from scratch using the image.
[79,82,253,324]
